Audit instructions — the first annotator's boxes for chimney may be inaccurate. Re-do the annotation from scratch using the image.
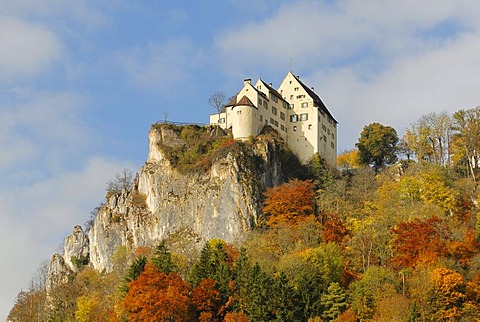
[269,82,273,87]
[311,87,314,92]
[244,78,251,85]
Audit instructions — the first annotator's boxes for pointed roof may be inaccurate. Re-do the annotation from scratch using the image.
[288,72,338,124]
[236,95,255,107]
[259,79,284,101]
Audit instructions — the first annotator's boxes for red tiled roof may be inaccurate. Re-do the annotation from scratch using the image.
[235,95,255,107]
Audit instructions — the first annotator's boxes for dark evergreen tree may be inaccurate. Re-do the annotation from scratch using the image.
[270,272,302,321]
[296,268,324,320]
[243,263,273,321]
[189,242,214,286]
[120,256,147,296]
[151,240,176,274]
[231,247,252,313]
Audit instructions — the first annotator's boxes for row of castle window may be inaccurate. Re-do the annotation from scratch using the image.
[287,102,309,109]
[289,94,306,100]
[290,113,309,122]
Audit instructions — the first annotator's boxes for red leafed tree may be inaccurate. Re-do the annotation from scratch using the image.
[122,262,193,321]
[322,213,351,245]
[262,179,315,227]
[224,311,249,322]
[192,278,221,321]
[391,216,450,268]
[447,229,479,266]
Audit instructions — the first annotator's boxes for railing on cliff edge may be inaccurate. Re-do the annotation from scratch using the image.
[155,120,207,127]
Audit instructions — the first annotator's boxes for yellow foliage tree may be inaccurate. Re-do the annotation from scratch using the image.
[427,268,466,320]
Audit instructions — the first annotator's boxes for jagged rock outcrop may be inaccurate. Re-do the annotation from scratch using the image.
[47,123,286,286]
[46,254,71,293]
[63,225,89,272]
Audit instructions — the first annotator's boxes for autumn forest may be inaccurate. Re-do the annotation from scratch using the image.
[8,106,480,321]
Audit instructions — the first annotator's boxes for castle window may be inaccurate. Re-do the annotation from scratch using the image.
[324,135,327,142]
[331,142,335,148]
[308,124,312,130]
[280,112,285,120]
[281,125,285,131]
[327,128,330,135]
[219,118,226,124]
[264,101,268,109]
[290,114,298,122]
[290,95,294,100]
[322,124,327,132]
[283,102,288,109]
[297,95,305,99]
[237,110,242,114]
[271,95,278,103]
[272,107,277,116]
[270,118,274,124]
[258,100,262,106]
[294,87,299,91]
[259,115,263,122]
[274,120,278,127]
[293,126,297,131]
[302,102,308,108]
[289,104,294,110]
[300,113,308,121]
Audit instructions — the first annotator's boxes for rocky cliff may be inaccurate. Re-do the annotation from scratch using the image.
[47,123,287,286]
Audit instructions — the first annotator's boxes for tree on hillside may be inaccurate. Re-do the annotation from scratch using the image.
[390,216,451,268]
[106,169,134,193]
[209,91,228,136]
[356,123,399,171]
[262,179,315,227]
[151,240,177,274]
[122,263,193,321]
[405,112,453,165]
[452,106,480,186]
[209,91,227,114]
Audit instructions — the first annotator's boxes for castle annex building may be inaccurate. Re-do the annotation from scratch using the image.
[210,72,338,165]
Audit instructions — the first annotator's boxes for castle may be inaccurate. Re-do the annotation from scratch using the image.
[210,72,338,165]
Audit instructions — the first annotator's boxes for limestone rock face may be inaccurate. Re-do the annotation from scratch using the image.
[63,225,89,272]
[48,124,285,283]
[46,254,71,292]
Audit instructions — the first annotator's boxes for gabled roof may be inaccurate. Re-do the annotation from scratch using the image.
[290,73,338,124]
[259,79,284,101]
[225,95,255,109]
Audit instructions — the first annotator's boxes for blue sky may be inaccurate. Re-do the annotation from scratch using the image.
[1,0,480,317]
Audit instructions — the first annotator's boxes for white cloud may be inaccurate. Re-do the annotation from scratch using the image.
[0,17,61,82]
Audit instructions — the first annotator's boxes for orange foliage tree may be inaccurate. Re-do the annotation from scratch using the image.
[322,213,351,245]
[391,216,450,268]
[122,263,193,321]
[428,268,466,320]
[191,278,222,321]
[262,179,315,227]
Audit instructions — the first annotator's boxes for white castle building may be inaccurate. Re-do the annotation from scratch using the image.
[210,72,338,165]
